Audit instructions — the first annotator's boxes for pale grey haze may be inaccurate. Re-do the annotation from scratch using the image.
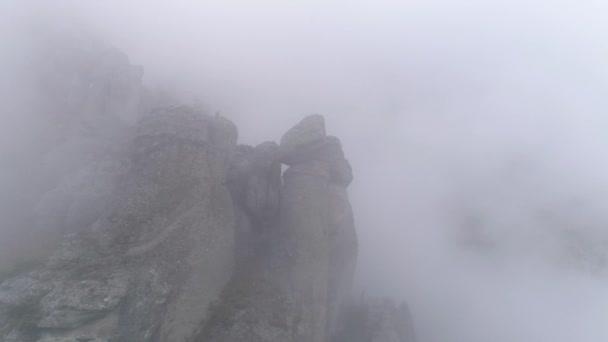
[1,1,608,341]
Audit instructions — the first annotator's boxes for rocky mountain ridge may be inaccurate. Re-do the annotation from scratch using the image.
[0,37,414,342]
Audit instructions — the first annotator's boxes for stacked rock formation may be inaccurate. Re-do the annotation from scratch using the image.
[279,115,357,342]
[194,115,357,342]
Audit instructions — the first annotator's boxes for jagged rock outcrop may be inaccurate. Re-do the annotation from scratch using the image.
[0,107,239,341]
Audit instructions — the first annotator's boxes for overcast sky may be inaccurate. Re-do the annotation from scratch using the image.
[2,1,608,341]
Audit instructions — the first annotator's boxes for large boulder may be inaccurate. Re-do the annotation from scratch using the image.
[279,114,326,165]
[279,118,357,342]
[280,132,354,186]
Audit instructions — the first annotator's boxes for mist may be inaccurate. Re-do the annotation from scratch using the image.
[2,1,608,341]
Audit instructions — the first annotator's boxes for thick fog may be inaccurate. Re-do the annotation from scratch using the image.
[2,1,608,341]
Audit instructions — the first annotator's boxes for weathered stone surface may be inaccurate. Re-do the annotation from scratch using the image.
[112,109,238,342]
[193,115,360,342]
[228,142,281,225]
[245,142,282,221]
[0,108,239,342]
[279,114,326,165]
[279,132,353,187]
[228,144,255,184]
[0,271,54,308]
[195,140,286,342]
[281,135,341,165]
[136,106,210,144]
[6,329,32,342]
[327,184,358,337]
[209,115,239,153]
[196,159,335,342]
[330,158,353,187]
[193,253,297,342]
[37,338,108,342]
[279,119,357,342]
[282,160,334,342]
[0,106,405,342]
[37,275,128,328]
[332,299,416,342]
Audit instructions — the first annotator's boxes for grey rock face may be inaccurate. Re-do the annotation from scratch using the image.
[37,338,108,342]
[0,108,239,342]
[193,253,297,342]
[1,107,411,342]
[332,299,416,342]
[281,160,334,342]
[195,140,288,342]
[37,275,128,328]
[327,184,358,337]
[279,119,357,342]
[195,115,358,342]
[229,142,282,223]
[0,271,54,309]
[0,21,415,342]
[281,123,357,342]
[280,129,354,186]
[279,114,326,165]
[246,142,282,221]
